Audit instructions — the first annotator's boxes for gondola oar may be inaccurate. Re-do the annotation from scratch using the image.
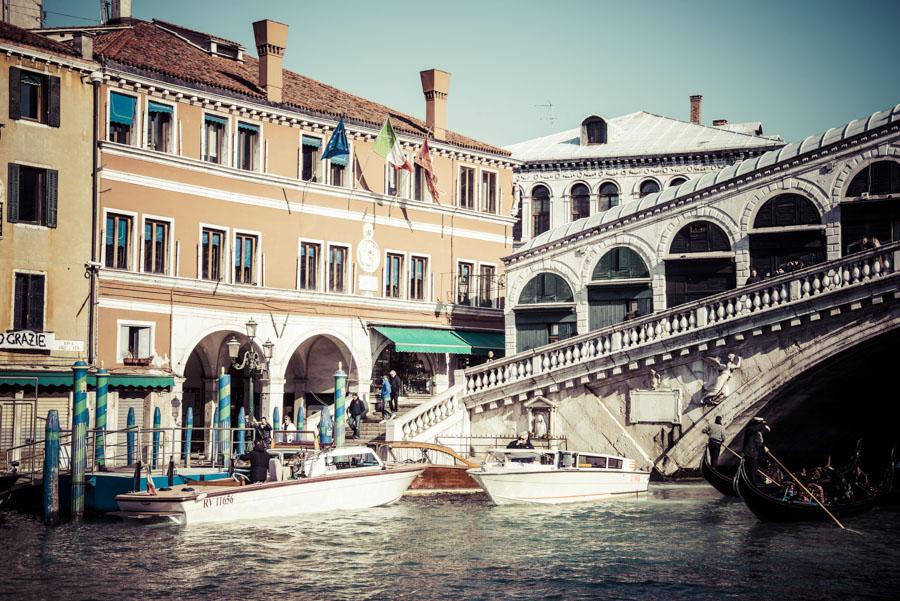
[764,448,846,530]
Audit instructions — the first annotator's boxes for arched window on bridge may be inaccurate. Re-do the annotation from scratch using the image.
[571,183,591,222]
[598,182,620,211]
[531,185,551,237]
[514,273,576,353]
[639,179,660,198]
[512,186,523,242]
[588,247,652,330]
[665,221,735,308]
[749,193,825,277]
[669,176,688,188]
[841,160,900,252]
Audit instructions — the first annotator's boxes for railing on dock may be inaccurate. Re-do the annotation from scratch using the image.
[435,435,568,460]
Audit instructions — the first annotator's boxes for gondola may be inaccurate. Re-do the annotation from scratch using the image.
[700,452,738,497]
[735,459,879,523]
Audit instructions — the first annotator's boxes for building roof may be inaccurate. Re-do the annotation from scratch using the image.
[0,20,82,58]
[79,19,508,157]
[504,111,782,162]
[511,102,900,257]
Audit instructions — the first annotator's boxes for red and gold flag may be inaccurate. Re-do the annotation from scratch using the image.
[416,137,440,204]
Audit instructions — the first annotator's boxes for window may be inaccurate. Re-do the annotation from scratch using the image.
[581,116,607,144]
[302,135,321,182]
[457,261,474,305]
[109,92,136,144]
[105,213,133,270]
[143,219,169,274]
[201,227,226,281]
[669,177,688,188]
[9,68,59,127]
[329,161,345,187]
[571,183,590,221]
[846,161,900,197]
[753,194,821,228]
[146,102,173,152]
[233,233,257,285]
[531,185,550,236]
[409,256,427,301]
[7,164,57,227]
[599,182,620,211]
[237,122,259,171]
[592,247,650,280]
[519,273,574,304]
[459,166,476,209]
[479,264,495,308]
[670,221,731,254]
[481,171,497,213]
[13,273,45,331]
[328,245,348,293]
[639,179,660,198]
[119,324,152,362]
[387,166,409,198]
[203,115,227,164]
[385,253,404,298]
[299,241,320,290]
[414,164,425,201]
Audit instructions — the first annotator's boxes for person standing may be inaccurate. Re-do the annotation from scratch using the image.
[348,394,365,440]
[507,432,534,449]
[379,375,393,423]
[742,417,769,483]
[282,415,296,444]
[252,416,273,449]
[389,369,402,415]
[746,268,761,285]
[702,416,726,466]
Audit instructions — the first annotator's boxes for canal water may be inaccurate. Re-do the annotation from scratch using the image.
[1,483,897,600]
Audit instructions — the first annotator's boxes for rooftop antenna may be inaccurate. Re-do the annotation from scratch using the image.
[535,100,557,126]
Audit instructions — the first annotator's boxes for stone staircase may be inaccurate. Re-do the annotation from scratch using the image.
[352,396,429,444]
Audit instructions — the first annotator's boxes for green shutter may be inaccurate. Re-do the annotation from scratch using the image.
[48,75,60,127]
[7,163,19,222]
[45,169,58,228]
[28,275,45,331]
[9,67,21,120]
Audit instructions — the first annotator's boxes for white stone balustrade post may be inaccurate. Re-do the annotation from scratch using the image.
[790,279,802,300]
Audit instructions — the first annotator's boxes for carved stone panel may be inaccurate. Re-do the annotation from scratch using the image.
[628,389,682,424]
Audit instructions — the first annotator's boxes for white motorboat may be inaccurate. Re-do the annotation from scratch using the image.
[114,446,424,525]
[468,448,650,505]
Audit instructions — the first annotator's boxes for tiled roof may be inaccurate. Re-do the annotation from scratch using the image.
[511,103,900,257]
[88,20,508,157]
[0,21,82,58]
[504,111,782,162]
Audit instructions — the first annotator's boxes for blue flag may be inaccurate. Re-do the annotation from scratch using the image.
[322,118,349,165]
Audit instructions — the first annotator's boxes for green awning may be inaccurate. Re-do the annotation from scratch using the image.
[107,375,174,390]
[453,330,505,357]
[0,371,174,390]
[374,327,471,355]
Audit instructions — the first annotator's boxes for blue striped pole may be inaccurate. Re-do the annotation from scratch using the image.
[211,405,219,465]
[152,406,161,469]
[318,404,333,447]
[71,360,89,518]
[295,402,305,432]
[183,406,193,467]
[218,369,231,463]
[273,406,281,445]
[237,406,246,455]
[334,363,347,448]
[42,409,60,525]
[126,407,136,465]
[94,367,108,469]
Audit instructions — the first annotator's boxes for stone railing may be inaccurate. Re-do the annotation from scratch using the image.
[386,380,467,442]
[465,243,899,398]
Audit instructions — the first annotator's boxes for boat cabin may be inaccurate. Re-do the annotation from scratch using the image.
[482,449,632,471]
[235,446,384,482]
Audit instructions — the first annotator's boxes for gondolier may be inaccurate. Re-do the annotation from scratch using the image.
[742,417,769,483]
[702,416,726,466]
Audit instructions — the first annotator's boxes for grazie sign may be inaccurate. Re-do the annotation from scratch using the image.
[0,330,55,350]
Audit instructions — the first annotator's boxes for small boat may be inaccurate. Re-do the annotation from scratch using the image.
[114,446,424,525]
[700,453,738,497]
[468,448,650,506]
[0,472,21,508]
[375,441,481,492]
[735,459,878,523]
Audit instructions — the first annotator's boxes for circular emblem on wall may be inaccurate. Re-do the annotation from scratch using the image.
[357,238,380,273]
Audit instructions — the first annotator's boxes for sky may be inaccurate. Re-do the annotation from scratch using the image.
[43,0,900,147]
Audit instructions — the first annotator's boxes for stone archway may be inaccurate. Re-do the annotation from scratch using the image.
[283,334,360,418]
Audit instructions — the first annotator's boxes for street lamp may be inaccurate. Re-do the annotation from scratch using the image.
[227,318,274,420]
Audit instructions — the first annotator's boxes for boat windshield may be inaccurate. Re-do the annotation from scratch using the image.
[326,451,381,470]
[486,449,551,465]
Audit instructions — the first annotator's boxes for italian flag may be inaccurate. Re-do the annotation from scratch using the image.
[373,117,412,171]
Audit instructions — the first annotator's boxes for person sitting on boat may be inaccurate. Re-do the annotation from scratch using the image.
[507,432,535,463]
[252,416,273,449]
[702,416,726,467]
[248,440,270,483]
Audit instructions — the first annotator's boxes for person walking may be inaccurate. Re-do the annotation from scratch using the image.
[379,375,392,423]
[348,394,366,439]
[389,369,402,415]
[702,416,726,466]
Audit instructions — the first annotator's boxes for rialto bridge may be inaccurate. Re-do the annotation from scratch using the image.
[387,104,900,476]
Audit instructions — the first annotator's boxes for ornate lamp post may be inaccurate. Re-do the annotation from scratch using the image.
[226,318,274,420]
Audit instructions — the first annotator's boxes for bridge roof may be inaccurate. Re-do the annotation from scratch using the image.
[512,103,900,257]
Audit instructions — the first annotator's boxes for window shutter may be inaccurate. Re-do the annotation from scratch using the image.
[48,75,61,127]
[118,326,130,361]
[28,275,45,331]
[8,163,20,222]
[9,67,21,120]
[138,327,151,358]
[13,274,27,330]
[45,169,58,228]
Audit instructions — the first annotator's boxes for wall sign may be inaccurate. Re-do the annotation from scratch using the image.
[0,331,84,352]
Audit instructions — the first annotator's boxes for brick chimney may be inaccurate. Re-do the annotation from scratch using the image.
[252,19,289,103]
[420,69,451,141]
[111,0,132,20]
[690,94,702,125]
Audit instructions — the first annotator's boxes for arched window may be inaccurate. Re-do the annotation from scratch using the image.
[519,273,574,304]
[670,221,731,254]
[581,116,607,145]
[571,183,590,222]
[753,194,821,228]
[669,177,688,187]
[639,179,660,198]
[531,185,550,236]
[592,247,649,280]
[846,160,900,197]
[598,182,620,211]
[512,194,523,242]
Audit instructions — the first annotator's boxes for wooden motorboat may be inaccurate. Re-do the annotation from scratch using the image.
[376,441,481,491]
[468,449,649,506]
[700,452,738,497]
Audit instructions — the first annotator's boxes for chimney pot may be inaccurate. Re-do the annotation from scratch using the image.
[712,119,728,126]
[111,0,132,21]
[690,94,702,125]
[252,19,289,103]
[420,69,451,141]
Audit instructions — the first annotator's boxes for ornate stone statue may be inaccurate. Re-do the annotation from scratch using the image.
[533,412,548,439]
[700,353,741,405]
[649,368,661,390]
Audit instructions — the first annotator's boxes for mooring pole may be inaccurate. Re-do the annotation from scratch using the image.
[217,368,231,464]
[71,360,89,519]
[183,406,193,467]
[318,403,333,447]
[333,362,347,448]
[152,406,161,470]
[211,405,219,466]
[94,366,108,470]
[273,406,281,445]
[126,407,136,465]
[295,401,305,434]
[42,409,60,526]
[237,407,246,455]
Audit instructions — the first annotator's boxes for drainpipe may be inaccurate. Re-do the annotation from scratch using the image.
[87,70,103,365]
